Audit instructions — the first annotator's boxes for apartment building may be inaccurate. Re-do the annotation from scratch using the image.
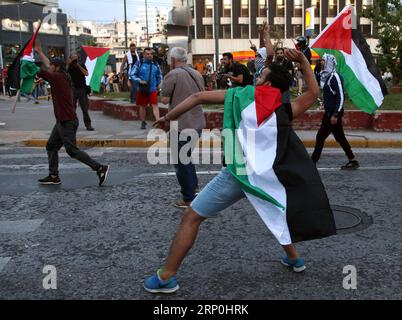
[189,0,377,63]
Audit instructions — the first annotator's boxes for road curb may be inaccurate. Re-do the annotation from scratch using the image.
[23,139,402,148]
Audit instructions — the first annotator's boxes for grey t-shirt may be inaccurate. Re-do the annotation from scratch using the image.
[161,66,206,132]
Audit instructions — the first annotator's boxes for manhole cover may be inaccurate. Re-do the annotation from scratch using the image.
[332,205,373,234]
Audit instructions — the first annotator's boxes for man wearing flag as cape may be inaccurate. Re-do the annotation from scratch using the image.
[143,22,337,293]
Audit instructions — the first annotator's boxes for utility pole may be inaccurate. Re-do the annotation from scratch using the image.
[17,3,22,48]
[145,0,149,46]
[213,0,219,70]
[124,0,128,48]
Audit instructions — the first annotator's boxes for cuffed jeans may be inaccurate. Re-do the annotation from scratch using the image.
[46,120,101,176]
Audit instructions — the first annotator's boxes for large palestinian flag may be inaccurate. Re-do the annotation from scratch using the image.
[310,5,387,114]
[81,46,110,93]
[223,86,336,244]
[7,22,42,94]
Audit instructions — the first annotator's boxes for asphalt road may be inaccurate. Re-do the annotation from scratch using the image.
[0,147,401,300]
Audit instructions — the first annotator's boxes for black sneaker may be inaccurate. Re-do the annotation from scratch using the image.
[97,165,110,186]
[38,175,61,185]
[140,121,147,130]
[86,126,95,131]
[341,160,360,170]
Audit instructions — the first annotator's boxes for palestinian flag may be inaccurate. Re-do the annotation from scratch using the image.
[223,86,336,244]
[81,46,110,93]
[310,5,387,114]
[7,22,42,94]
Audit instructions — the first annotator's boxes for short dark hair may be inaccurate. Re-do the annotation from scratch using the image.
[50,57,66,69]
[275,48,284,54]
[144,47,153,53]
[129,43,136,47]
[264,62,292,93]
[222,52,233,60]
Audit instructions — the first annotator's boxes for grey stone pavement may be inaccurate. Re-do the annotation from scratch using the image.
[0,97,402,300]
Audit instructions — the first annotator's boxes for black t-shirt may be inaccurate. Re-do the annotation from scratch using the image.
[277,59,294,76]
[68,63,87,89]
[227,62,253,87]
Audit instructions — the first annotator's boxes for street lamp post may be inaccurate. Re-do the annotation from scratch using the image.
[17,3,22,48]
[213,0,220,70]
[124,0,128,49]
[145,0,149,46]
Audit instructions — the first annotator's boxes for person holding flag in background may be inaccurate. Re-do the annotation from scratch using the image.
[7,21,42,107]
[33,39,110,186]
[311,54,359,169]
[309,4,388,168]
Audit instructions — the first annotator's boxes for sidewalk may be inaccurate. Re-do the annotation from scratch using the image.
[1,97,401,148]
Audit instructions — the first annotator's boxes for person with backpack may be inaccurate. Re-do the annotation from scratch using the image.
[128,47,162,130]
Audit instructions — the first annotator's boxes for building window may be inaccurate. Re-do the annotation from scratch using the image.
[223,25,231,39]
[222,25,231,38]
[223,0,231,17]
[241,0,249,17]
[272,25,285,39]
[205,25,213,39]
[311,0,320,17]
[258,0,267,17]
[362,0,373,10]
[240,25,249,39]
[360,24,371,36]
[276,0,285,17]
[205,0,213,17]
[328,0,337,16]
[293,24,302,38]
[314,25,320,36]
[294,0,302,17]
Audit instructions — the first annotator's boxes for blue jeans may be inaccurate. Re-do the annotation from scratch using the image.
[130,80,137,103]
[172,130,201,202]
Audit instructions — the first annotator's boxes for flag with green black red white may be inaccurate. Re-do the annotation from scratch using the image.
[81,46,110,93]
[223,86,336,245]
[310,5,387,114]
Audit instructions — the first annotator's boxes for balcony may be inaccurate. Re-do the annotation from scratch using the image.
[238,17,250,24]
[202,17,213,25]
[292,17,303,24]
[220,17,231,24]
[274,17,285,24]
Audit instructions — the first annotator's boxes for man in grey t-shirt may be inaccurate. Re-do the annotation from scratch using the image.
[161,47,206,208]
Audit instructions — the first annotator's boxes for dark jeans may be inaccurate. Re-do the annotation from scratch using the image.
[46,120,101,176]
[172,130,201,202]
[311,111,355,163]
[129,79,137,103]
[73,87,92,128]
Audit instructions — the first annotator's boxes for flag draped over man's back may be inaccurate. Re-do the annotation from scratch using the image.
[223,86,336,245]
[310,5,387,114]
[7,22,42,94]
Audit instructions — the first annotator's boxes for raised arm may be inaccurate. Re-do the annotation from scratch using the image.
[286,49,319,119]
[34,39,50,69]
[262,21,274,56]
[154,90,227,130]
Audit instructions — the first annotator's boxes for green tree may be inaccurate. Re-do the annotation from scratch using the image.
[362,0,402,85]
